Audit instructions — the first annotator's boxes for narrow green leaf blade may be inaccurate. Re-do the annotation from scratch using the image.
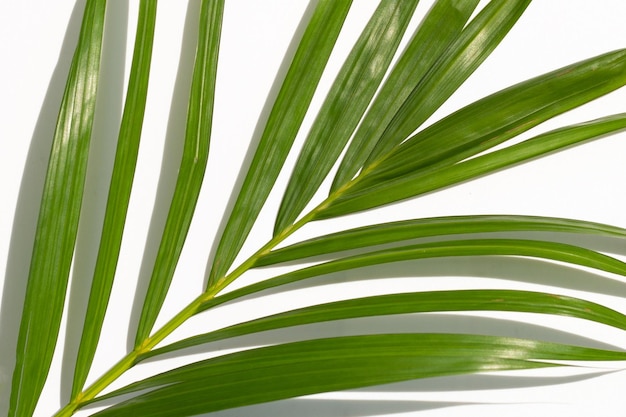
[362,0,531,171]
[207,0,353,287]
[256,213,626,267]
[8,1,107,416]
[320,112,626,218]
[273,0,420,233]
[71,0,158,397]
[93,334,626,416]
[205,239,626,310]
[332,0,480,190]
[147,289,626,359]
[355,49,626,190]
[134,0,224,345]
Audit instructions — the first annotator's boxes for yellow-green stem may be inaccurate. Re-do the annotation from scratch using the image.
[208,209,319,293]
[54,295,206,416]
[55,177,363,416]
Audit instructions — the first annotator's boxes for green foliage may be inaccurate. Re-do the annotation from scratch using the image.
[5,1,626,416]
[8,1,107,415]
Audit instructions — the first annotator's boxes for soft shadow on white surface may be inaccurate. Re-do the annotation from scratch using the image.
[226,256,626,305]
[203,398,463,417]
[355,370,618,393]
[60,1,129,404]
[0,1,86,414]
[83,396,466,417]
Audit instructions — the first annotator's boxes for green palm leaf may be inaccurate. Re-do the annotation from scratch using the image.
[255,214,626,267]
[207,0,353,287]
[134,0,224,345]
[318,111,626,218]
[8,2,107,416]
[344,0,531,181]
[331,0,480,190]
[274,0,420,233]
[146,289,626,359]
[358,50,626,184]
[91,334,626,416]
[71,0,157,397]
[5,1,626,416]
[202,239,626,312]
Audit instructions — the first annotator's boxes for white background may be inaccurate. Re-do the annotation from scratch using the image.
[2,1,626,416]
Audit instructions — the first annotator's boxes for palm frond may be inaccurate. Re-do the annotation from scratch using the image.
[4,1,626,416]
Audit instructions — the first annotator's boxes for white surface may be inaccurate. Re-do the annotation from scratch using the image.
[1,1,626,416]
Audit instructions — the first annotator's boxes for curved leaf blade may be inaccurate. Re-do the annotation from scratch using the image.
[256,213,626,267]
[146,289,626,359]
[274,0,420,234]
[134,0,224,345]
[207,0,353,287]
[72,0,158,396]
[320,112,626,218]
[356,49,626,189]
[332,0,480,190]
[8,1,107,416]
[204,238,626,311]
[93,334,626,416]
[361,0,531,172]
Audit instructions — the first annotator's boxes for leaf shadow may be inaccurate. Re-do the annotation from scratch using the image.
[84,394,468,417]
[204,370,614,417]
[0,1,87,414]
[234,255,626,307]
[126,0,202,351]
[202,398,464,417]
[198,372,611,417]
[59,0,129,404]
[548,232,626,256]
[202,0,319,289]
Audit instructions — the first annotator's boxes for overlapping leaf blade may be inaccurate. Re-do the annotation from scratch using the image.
[206,0,353,288]
[72,0,158,396]
[134,0,224,345]
[8,1,107,416]
[318,111,626,218]
[203,239,626,311]
[273,0,419,233]
[361,0,532,167]
[256,213,626,267]
[92,334,626,416]
[354,49,626,187]
[10,1,626,415]
[336,0,532,190]
[146,289,626,359]
[331,0,480,190]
